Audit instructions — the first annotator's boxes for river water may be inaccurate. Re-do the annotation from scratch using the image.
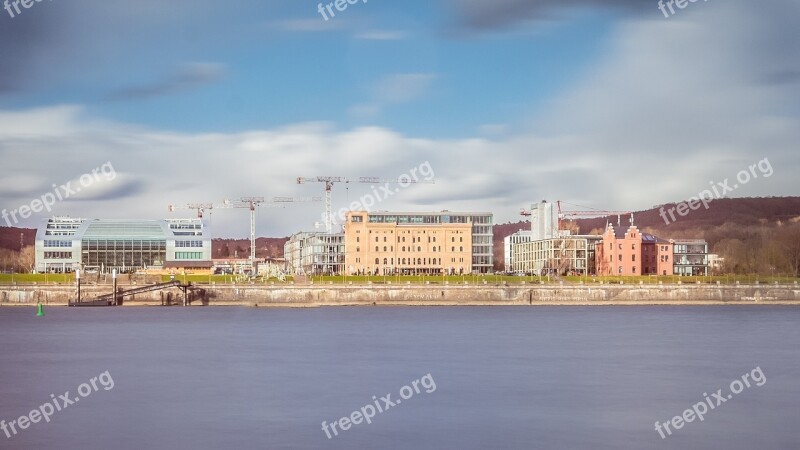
[0,306,798,449]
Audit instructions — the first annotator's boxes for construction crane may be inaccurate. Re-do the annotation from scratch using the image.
[296,177,350,234]
[520,200,632,231]
[297,176,435,233]
[168,203,214,218]
[169,196,321,271]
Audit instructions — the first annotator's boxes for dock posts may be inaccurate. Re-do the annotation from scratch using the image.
[112,270,117,306]
[76,268,81,303]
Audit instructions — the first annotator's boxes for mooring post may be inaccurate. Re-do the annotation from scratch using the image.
[76,268,81,304]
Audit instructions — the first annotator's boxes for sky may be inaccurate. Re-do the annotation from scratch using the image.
[0,0,798,238]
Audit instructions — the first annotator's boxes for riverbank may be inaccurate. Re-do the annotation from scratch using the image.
[1,283,799,307]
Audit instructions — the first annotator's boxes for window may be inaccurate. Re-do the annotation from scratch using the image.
[633,266,636,273]
[351,215,363,223]
[631,244,635,250]
[460,237,463,242]
[383,258,388,264]
[375,236,379,242]
[618,255,622,261]
[356,246,360,252]
[375,258,379,264]
[174,252,202,260]
[175,240,203,248]
[356,237,360,243]
[375,246,379,252]
[44,251,72,259]
[383,246,387,251]
[618,244,622,250]
[460,246,463,252]
[402,246,406,251]
[44,240,71,248]
[632,255,636,262]
[383,237,387,242]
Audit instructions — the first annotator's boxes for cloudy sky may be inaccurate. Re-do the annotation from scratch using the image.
[0,0,798,238]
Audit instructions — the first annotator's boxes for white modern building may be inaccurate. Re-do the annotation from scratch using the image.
[284,232,345,275]
[530,200,559,240]
[34,217,212,273]
[503,230,532,272]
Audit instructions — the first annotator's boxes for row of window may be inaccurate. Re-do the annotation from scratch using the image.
[44,251,72,259]
[365,215,490,224]
[44,240,71,248]
[364,246,467,253]
[366,235,466,243]
[175,240,204,248]
[370,257,467,266]
[174,252,203,260]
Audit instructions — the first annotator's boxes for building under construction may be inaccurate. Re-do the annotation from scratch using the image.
[509,201,601,276]
[284,231,345,275]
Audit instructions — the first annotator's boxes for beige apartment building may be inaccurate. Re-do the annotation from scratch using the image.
[343,211,474,275]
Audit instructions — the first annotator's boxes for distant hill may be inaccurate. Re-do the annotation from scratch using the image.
[0,227,36,251]
[212,237,289,259]
[491,196,800,273]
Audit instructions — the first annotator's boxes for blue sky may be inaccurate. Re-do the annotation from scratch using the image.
[0,0,798,237]
[2,1,614,137]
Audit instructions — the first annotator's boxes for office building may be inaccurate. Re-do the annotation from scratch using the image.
[34,217,212,273]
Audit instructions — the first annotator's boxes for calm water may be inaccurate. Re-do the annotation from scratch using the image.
[0,306,798,449]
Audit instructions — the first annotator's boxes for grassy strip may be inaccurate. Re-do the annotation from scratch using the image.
[0,273,797,285]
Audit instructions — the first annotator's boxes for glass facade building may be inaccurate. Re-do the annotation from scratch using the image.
[284,232,345,275]
[35,217,211,273]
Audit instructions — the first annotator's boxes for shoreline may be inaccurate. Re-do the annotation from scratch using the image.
[2,301,800,308]
[1,283,798,308]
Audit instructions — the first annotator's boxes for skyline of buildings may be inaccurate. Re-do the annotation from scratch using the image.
[33,201,709,276]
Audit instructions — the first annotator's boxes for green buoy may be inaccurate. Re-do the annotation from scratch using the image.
[36,303,44,317]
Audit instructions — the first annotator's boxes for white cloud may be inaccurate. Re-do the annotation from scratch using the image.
[1,1,798,236]
[350,73,438,118]
[354,30,408,40]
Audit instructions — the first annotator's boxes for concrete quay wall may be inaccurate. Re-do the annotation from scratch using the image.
[1,283,799,307]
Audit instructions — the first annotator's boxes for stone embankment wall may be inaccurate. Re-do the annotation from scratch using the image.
[1,283,799,307]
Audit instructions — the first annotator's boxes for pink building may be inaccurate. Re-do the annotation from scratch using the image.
[595,224,673,276]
